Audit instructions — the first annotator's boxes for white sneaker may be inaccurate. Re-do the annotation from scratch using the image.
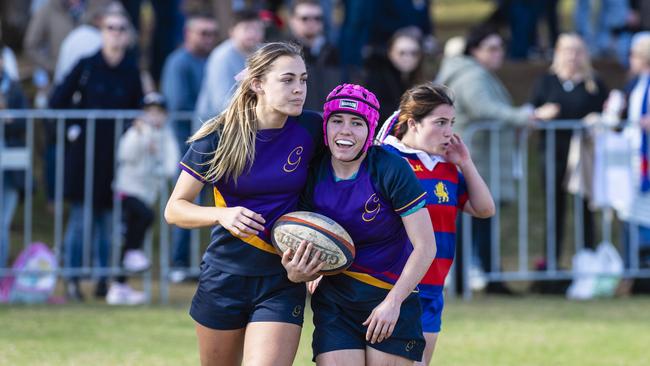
[169,269,187,284]
[106,282,147,305]
[468,265,487,291]
[123,250,150,272]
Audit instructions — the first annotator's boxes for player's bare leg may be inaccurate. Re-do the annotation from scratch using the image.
[366,346,414,366]
[195,322,245,366]
[415,332,438,366]
[242,322,301,366]
[316,349,365,366]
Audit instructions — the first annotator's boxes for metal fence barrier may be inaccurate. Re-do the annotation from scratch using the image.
[0,109,200,304]
[455,120,650,299]
[2,110,650,303]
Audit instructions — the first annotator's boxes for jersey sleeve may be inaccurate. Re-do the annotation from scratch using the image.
[179,132,219,184]
[371,148,428,216]
[457,169,469,209]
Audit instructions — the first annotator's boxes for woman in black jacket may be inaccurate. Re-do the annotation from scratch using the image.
[49,9,143,302]
[530,33,608,274]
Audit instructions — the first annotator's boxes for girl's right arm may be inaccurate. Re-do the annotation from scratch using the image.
[164,171,265,236]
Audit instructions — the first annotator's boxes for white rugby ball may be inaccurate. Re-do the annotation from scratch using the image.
[272,211,355,275]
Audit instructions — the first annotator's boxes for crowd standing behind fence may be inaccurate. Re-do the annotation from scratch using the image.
[3,1,650,306]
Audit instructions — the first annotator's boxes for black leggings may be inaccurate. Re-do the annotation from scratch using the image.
[118,196,154,283]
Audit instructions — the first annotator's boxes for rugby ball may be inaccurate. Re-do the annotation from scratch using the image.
[271,211,355,275]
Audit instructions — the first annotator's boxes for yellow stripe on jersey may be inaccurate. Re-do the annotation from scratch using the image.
[213,187,277,255]
[180,162,207,182]
[239,235,278,254]
[213,187,227,208]
[342,271,394,290]
[394,192,427,213]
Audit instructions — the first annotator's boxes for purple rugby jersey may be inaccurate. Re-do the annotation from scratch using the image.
[300,147,428,289]
[180,111,323,275]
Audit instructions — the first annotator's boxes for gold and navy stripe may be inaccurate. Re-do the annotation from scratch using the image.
[212,186,277,254]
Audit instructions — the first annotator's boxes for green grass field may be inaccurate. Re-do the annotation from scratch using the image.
[1,295,649,366]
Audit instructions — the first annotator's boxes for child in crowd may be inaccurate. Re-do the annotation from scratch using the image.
[109,92,179,305]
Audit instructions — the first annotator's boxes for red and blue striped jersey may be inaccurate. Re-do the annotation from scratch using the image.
[383,144,468,298]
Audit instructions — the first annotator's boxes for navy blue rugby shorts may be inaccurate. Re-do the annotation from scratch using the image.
[190,261,306,330]
[310,275,425,362]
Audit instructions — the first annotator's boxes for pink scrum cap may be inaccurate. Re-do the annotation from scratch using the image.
[322,84,381,153]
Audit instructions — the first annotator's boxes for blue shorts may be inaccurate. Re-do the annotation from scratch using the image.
[419,294,444,333]
[311,275,425,362]
[190,261,306,330]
